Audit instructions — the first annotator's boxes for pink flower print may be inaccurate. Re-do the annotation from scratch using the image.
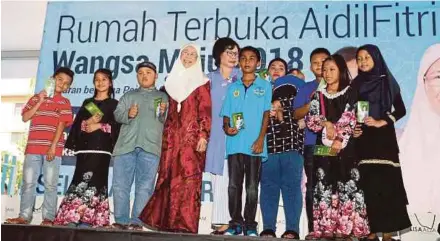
[331,194,339,208]
[313,208,321,219]
[319,201,328,211]
[91,196,99,207]
[101,199,109,210]
[342,201,354,216]
[353,217,369,237]
[77,204,87,217]
[336,215,348,235]
[82,208,95,224]
[313,220,321,234]
[66,209,80,224]
[94,212,110,227]
[359,207,367,217]
[330,208,339,221]
[71,197,83,209]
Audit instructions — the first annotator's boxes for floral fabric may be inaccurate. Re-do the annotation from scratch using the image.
[54,171,110,227]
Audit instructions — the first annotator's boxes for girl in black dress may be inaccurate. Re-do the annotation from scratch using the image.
[352,44,411,241]
[54,68,120,227]
[306,54,370,240]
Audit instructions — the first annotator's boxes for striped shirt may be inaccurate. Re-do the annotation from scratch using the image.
[23,94,73,156]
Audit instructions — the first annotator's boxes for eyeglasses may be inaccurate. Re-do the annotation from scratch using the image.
[225,50,238,58]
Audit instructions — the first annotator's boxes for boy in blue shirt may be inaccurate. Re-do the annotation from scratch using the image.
[220,46,272,236]
[292,47,330,235]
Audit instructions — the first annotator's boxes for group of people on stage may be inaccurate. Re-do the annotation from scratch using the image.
[8,37,438,241]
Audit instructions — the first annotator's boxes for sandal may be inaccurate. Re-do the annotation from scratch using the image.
[40,219,54,226]
[305,233,317,240]
[211,230,226,235]
[127,223,143,231]
[111,223,127,230]
[281,230,300,239]
[4,217,29,224]
[259,229,276,237]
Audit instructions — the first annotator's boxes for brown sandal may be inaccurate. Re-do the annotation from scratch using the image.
[4,217,29,224]
[40,219,54,226]
[111,223,127,230]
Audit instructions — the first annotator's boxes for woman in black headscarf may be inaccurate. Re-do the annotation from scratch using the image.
[352,44,411,241]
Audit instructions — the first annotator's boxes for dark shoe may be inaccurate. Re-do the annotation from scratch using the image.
[4,217,29,224]
[127,223,143,231]
[223,225,243,235]
[211,230,226,235]
[360,236,380,241]
[281,230,300,239]
[78,222,92,228]
[260,229,276,237]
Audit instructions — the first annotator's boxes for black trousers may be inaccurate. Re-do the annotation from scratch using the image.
[303,145,315,233]
[227,153,262,230]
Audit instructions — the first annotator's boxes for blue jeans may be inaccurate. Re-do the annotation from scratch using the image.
[303,145,315,232]
[260,151,303,233]
[112,147,159,225]
[19,154,61,222]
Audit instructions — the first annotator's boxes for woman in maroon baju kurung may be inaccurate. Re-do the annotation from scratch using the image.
[139,44,212,234]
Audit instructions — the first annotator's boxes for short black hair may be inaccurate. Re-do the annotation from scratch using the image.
[268,58,288,73]
[288,68,302,74]
[335,46,358,62]
[310,48,331,61]
[323,54,351,91]
[53,67,74,84]
[239,46,261,62]
[212,37,240,67]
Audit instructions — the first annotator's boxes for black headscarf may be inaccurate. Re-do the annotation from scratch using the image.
[352,44,400,119]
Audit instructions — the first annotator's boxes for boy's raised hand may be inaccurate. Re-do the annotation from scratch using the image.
[38,90,47,103]
[128,104,138,119]
[159,102,167,115]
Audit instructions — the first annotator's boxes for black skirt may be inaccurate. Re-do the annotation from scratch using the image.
[54,153,111,227]
[356,125,411,233]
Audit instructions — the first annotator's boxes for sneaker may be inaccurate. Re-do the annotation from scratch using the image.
[245,229,258,237]
[224,225,243,235]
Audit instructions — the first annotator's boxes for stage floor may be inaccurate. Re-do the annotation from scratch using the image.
[1,224,329,241]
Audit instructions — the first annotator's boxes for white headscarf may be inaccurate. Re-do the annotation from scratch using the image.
[399,43,440,214]
[164,43,208,112]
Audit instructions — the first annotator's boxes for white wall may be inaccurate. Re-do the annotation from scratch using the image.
[1,1,47,51]
[1,1,47,154]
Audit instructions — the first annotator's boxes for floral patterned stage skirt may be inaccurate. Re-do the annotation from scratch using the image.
[310,154,370,239]
[54,153,111,227]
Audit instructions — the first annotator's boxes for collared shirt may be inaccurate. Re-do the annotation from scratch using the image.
[292,79,319,145]
[113,87,168,157]
[205,68,241,175]
[220,76,272,158]
[23,94,73,156]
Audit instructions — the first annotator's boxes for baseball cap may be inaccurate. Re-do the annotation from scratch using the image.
[136,61,157,73]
